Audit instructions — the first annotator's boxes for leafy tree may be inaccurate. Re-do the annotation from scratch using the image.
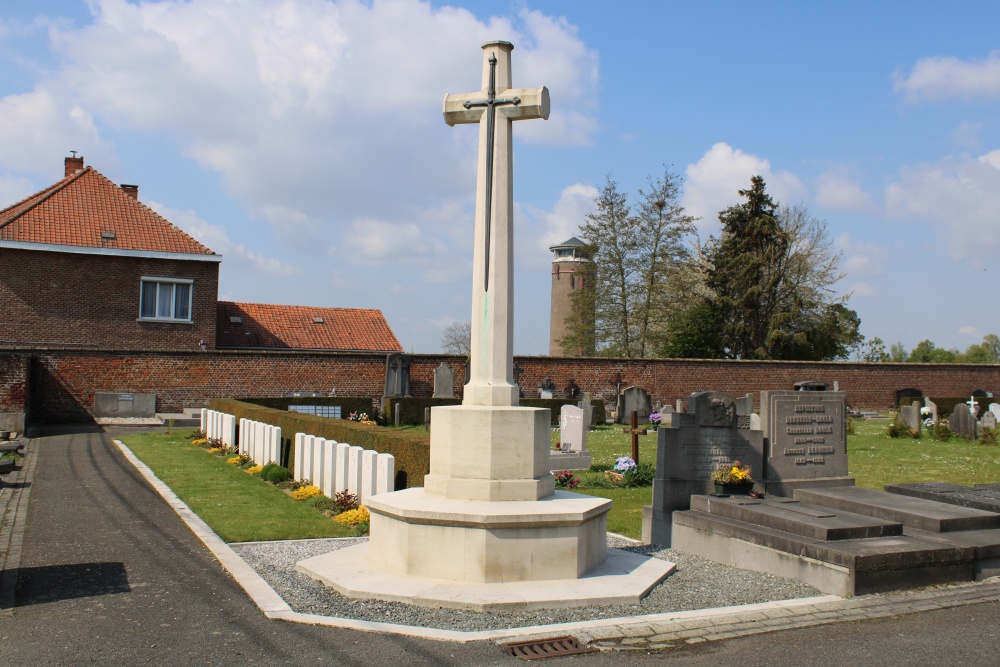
[963,334,1000,363]
[440,320,471,355]
[563,169,695,357]
[908,339,957,363]
[851,336,890,362]
[889,341,908,362]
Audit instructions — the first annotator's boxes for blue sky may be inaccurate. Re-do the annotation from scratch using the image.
[2,1,1000,356]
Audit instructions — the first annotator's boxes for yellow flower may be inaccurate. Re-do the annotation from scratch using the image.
[226,456,242,465]
[290,485,322,501]
[191,438,208,445]
[335,506,371,525]
[246,465,263,475]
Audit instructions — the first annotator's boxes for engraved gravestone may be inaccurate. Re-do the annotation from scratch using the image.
[899,400,922,433]
[950,403,976,438]
[642,391,763,546]
[580,393,594,429]
[619,386,652,424]
[551,403,592,470]
[990,403,1000,424]
[980,410,997,431]
[432,362,455,399]
[759,390,853,497]
[384,353,411,398]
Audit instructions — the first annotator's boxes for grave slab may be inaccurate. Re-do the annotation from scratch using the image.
[885,482,1000,514]
[794,486,1000,533]
[688,495,902,541]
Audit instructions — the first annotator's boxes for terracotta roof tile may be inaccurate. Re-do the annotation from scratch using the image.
[0,167,215,255]
[216,302,402,352]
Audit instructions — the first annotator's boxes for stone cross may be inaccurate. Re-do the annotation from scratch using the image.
[443,41,549,407]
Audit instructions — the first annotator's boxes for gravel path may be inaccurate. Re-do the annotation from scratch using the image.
[230,536,822,632]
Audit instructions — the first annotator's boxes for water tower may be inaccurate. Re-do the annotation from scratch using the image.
[548,236,594,356]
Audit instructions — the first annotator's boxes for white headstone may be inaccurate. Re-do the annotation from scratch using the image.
[269,426,281,464]
[334,442,351,496]
[749,413,761,431]
[347,445,364,497]
[559,404,586,453]
[301,435,315,483]
[321,440,337,497]
[981,411,997,430]
[375,453,395,496]
[361,450,378,502]
[311,437,326,489]
[989,403,1000,424]
[294,433,305,480]
[200,408,208,433]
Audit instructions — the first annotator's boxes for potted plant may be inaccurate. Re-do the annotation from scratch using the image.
[710,461,754,496]
[649,412,662,431]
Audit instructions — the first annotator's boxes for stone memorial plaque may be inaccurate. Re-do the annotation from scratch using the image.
[735,394,753,416]
[644,391,763,546]
[432,362,455,399]
[760,390,852,496]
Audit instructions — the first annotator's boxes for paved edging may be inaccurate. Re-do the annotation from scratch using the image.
[0,440,35,615]
[115,439,1000,647]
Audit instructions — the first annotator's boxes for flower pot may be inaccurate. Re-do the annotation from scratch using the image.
[714,481,754,496]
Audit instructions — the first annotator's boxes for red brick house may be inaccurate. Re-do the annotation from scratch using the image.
[0,156,401,354]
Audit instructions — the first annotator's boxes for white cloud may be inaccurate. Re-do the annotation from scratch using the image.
[846,281,878,298]
[147,200,296,276]
[0,174,37,206]
[958,325,983,339]
[682,142,806,234]
[37,0,598,226]
[343,219,428,264]
[836,233,888,277]
[884,151,1000,262]
[895,51,1000,102]
[517,182,598,267]
[814,171,875,212]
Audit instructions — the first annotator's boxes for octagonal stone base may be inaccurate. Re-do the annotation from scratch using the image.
[296,542,675,611]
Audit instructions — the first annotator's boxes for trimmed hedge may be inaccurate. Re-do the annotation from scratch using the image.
[209,398,429,487]
[382,396,607,426]
[383,397,462,425]
[240,396,378,420]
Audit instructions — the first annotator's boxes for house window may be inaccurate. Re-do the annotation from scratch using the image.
[139,277,193,322]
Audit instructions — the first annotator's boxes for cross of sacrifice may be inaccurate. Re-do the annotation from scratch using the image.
[443,41,549,408]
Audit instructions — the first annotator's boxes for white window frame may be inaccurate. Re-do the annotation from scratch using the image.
[138,276,194,323]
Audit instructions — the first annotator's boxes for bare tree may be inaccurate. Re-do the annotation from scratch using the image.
[440,320,472,355]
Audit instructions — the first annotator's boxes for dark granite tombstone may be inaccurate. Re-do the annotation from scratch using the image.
[759,390,854,497]
[642,391,764,546]
[384,353,411,398]
[895,388,923,406]
[432,362,454,399]
[950,403,976,438]
[619,386,652,424]
[899,400,922,433]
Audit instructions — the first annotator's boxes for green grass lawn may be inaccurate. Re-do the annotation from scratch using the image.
[848,417,1000,488]
[123,418,1000,545]
[120,432,354,542]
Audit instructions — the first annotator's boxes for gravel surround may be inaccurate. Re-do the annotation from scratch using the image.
[230,536,823,632]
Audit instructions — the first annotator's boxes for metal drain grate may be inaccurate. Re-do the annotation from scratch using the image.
[501,635,598,660]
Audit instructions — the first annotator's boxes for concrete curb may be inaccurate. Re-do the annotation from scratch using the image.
[115,439,1000,646]
[0,440,35,616]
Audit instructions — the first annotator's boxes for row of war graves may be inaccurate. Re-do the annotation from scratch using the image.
[200,409,395,504]
[897,395,1000,438]
[204,385,1000,600]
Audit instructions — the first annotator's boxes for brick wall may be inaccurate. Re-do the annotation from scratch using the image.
[0,353,28,430]
[7,349,999,423]
[0,247,218,351]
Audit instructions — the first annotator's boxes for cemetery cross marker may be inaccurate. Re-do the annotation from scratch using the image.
[623,410,648,464]
[443,42,549,407]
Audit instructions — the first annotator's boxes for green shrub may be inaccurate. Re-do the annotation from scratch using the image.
[979,426,997,445]
[886,416,919,439]
[623,462,656,488]
[263,465,292,484]
[333,490,360,513]
[304,495,335,512]
[930,421,952,441]
[210,398,430,487]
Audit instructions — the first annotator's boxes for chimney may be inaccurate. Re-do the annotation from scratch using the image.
[64,152,84,178]
[120,184,139,199]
